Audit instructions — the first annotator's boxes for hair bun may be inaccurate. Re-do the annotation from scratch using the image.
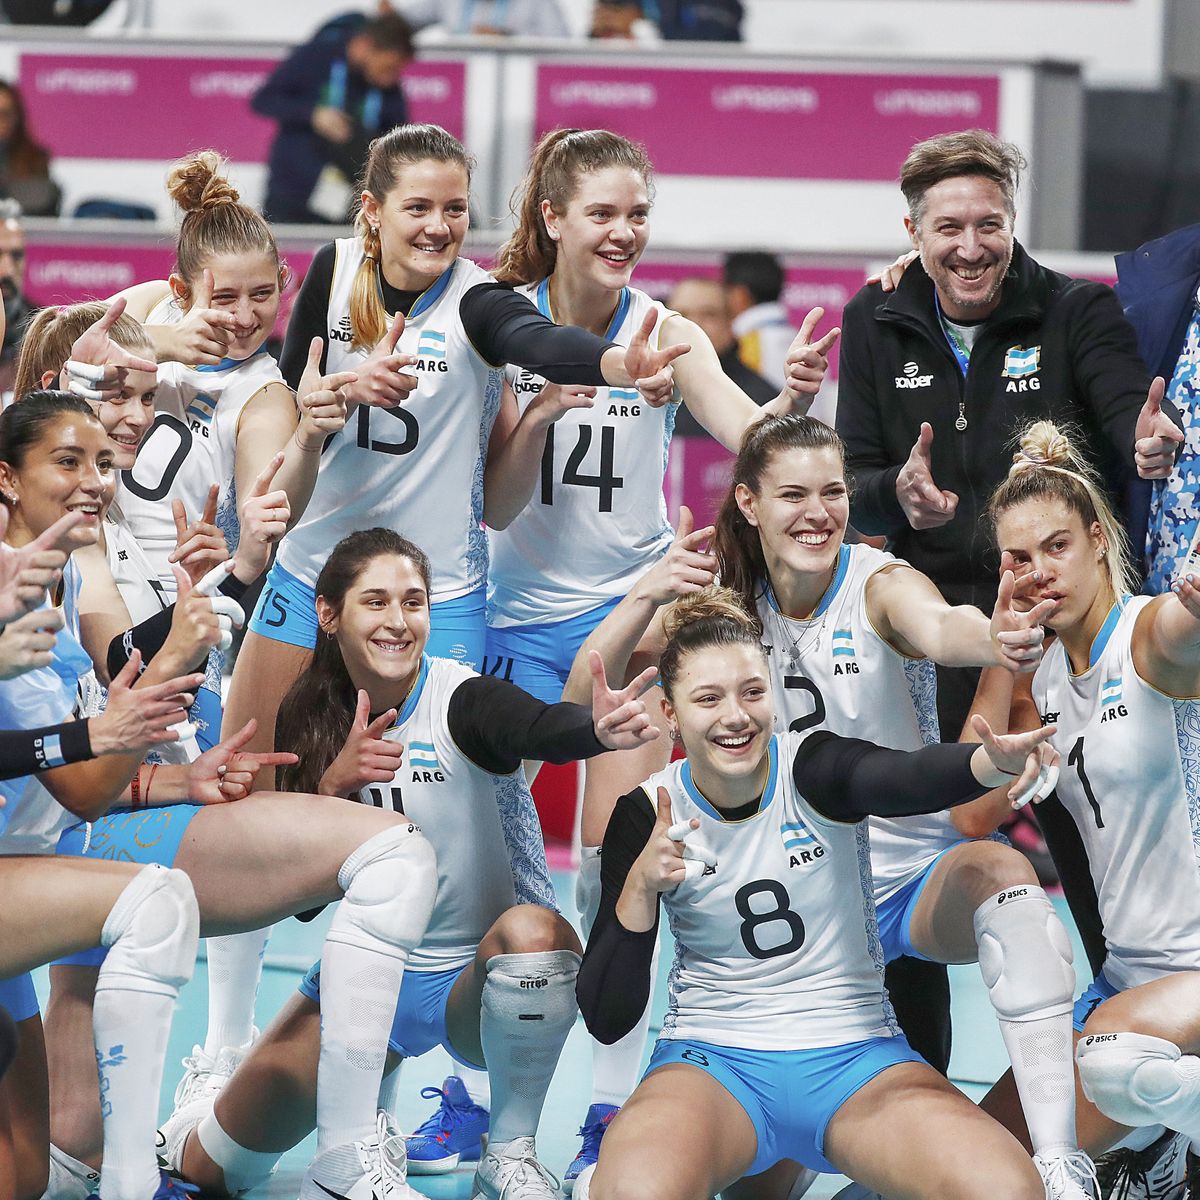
[662,586,759,642]
[1012,419,1073,472]
[166,150,240,214]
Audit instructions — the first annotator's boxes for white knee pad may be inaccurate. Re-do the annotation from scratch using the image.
[326,823,437,961]
[1076,1032,1200,1133]
[973,885,1075,1020]
[573,1162,595,1200]
[97,865,199,998]
[482,949,581,1040]
[195,1109,281,1195]
[575,846,603,941]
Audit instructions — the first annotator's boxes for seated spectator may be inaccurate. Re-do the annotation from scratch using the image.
[251,11,414,224]
[395,0,570,36]
[723,249,797,391]
[0,201,35,398]
[666,275,775,437]
[0,82,60,218]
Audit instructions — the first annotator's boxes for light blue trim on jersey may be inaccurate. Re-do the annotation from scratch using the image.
[1088,595,1132,669]
[765,545,852,620]
[645,1034,921,1175]
[194,344,271,374]
[533,278,632,341]
[406,262,458,321]
[391,655,432,728]
[680,735,779,823]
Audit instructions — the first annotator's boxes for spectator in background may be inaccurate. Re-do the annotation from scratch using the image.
[251,11,414,223]
[0,202,34,397]
[666,275,774,437]
[589,0,659,41]
[657,0,743,40]
[0,82,60,218]
[395,0,569,37]
[723,250,797,391]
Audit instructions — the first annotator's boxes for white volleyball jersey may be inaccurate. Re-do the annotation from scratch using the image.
[117,350,284,595]
[1032,596,1200,989]
[0,561,94,854]
[353,655,556,972]
[277,245,503,599]
[649,732,898,1050]
[756,543,958,903]
[145,291,184,328]
[487,281,678,627]
[94,510,198,765]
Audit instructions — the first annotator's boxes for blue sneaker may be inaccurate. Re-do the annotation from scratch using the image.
[562,1103,619,1194]
[404,1075,489,1175]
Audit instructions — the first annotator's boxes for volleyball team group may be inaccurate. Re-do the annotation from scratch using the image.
[0,116,1194,1200]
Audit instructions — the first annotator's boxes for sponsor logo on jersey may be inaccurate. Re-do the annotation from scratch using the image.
[1003,344,1041,392]
[1040,709,1060,726]
[781,819,825,867]
[408,740,446,783]
[512,368,544,398]
[1100,676,1128,722]
[329,315,353,343]
[895,360,933,388]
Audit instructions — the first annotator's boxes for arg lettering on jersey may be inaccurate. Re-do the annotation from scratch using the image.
[1002,344,1042,393]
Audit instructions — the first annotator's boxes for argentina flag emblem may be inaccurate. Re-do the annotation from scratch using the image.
[1002,345,1041,378]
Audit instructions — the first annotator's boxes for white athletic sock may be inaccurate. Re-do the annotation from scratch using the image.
[481,950,580,1145]
[94,866,198,1200]
[377,1059,404,1118]
[202,927,270,1057]
[590,935,660,1107]
[316,827,436,1152]
[974,886,1078,1157]
[456,1063,491,1109]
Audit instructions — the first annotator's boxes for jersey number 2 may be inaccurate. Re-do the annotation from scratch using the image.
[735,880,805,959]
[540,424,623,512]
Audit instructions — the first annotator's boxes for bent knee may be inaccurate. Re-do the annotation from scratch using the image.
[487,904,580,956]
[954,840,1037,903]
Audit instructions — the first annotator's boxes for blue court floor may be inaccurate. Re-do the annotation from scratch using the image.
[31,875,1088,1199]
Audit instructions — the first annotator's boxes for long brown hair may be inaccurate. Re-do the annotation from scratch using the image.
[493,128,654,286]
[166,150,281,306]
[350,124,474,350]
[0,82,50,179]
[276,529,433,794]
[712,415,850,613]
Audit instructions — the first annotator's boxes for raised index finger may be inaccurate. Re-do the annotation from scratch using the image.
[655,785,674,825]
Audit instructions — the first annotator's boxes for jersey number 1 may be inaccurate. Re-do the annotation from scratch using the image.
[1067,737,1105,829]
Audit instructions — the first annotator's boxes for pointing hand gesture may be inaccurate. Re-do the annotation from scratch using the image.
[168,484,230,588]
[171,269,239,367]
[990,564,1055,673]
[589,651,661,751]
[348,313,419,409]
[636,506,717,606]
[780,307,840,407]
[624,310,691,408]
[630,787,718,895]
[971,715,1060,810]
[896,422,958,530]
[233,451,290,584]
[319,689,404,798]
[1134,377,1184,480]
[295,336,356,449]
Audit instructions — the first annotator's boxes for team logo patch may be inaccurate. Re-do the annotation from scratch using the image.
[1002,345,1041,378]
[417,329,447,359]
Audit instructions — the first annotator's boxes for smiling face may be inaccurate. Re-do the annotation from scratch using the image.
[0,412,114,550]
[317,552,431,707]
[363,159,470,293]
[663,641,774,804]
[543,165,650,295]
[181,251,281,361]
[736,445,849,602]
[994,496,1113,637]
[906,175,1014,321]
[41,366,157,470]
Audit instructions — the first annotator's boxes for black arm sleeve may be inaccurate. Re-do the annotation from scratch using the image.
[0,719,92,780]
[794,730,987,823]
[459,283,616,384]
[446,675,606,775]
[280,242,338,388]
[576,788,660,1044]
[106,607,175,680]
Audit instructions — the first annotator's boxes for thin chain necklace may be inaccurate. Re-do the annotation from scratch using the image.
[766,580,831,672]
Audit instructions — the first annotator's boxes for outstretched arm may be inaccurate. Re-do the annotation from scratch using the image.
[1133,583,1200,697]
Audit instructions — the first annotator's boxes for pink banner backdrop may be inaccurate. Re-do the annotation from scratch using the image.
[18,53,466,161]
[535,65,1000,181]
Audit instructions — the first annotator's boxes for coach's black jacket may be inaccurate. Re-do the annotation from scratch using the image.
[836,241,1171,612]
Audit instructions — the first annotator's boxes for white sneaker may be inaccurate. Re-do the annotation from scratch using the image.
[1095,1130,1190,1199]
[299,1111,418,1200]
[471,1136,561,1200]
[155,1094,214,1177]
[1036,1149,1100,1200]
[170,1029,258,1112]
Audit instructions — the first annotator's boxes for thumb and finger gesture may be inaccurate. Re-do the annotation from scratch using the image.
[355,313,418,408]
[971,715,1059,809]
[897,422,958,530]
[652,786,718,885]
[1134,376,1184,480]
[782,306,840,403]
[991,567,1055,673]
[625,310,690,409]
[590,652,660,750]
[339,688,403,787]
